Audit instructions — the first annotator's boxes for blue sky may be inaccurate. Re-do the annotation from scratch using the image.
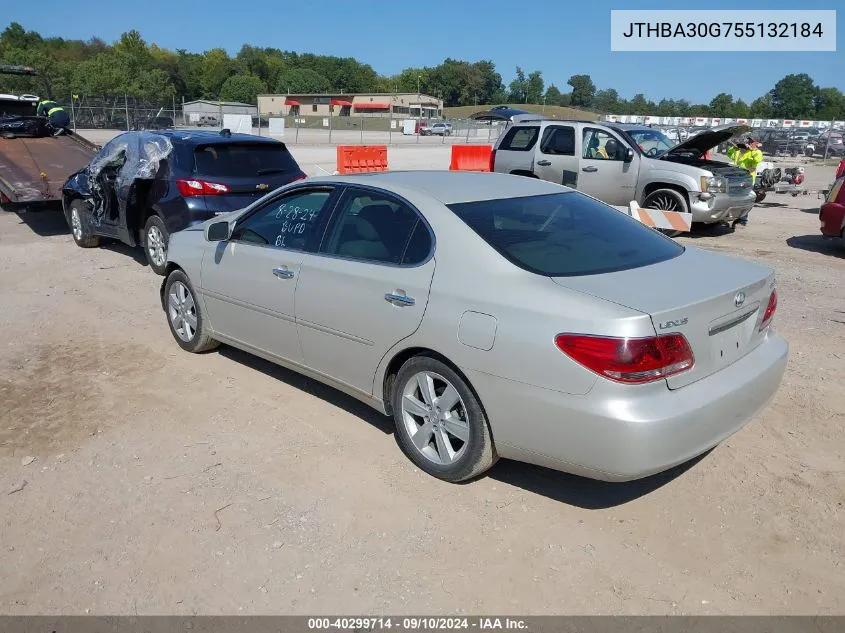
[7,0,841,103]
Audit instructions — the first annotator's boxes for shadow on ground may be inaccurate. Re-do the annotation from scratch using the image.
[219,344,702,508]
[786,234,844,259]
[101,241,149,268]
[681,223,735,239]
[9,207,68,237]
[8,207,151,268]
[217,345,394,435]
[488,452,707,509]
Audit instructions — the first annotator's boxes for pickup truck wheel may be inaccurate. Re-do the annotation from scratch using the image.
[68,200,100,248]
[143,215,169,276]
[642,189,687,238]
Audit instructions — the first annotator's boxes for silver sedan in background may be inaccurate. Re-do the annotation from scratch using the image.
[160,171,788,483]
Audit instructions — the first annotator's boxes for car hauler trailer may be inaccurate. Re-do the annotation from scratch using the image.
[0,65,99,208]
[0,127,98,207]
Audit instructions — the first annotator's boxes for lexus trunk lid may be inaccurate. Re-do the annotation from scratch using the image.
[552,246,776,389]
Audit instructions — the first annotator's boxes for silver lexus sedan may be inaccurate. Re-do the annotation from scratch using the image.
[160,171,788,483]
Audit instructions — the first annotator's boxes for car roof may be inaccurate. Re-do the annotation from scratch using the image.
[609,124,662,132]
[303,170,566,204]
[512,118,597,126]
[152,129,283,146]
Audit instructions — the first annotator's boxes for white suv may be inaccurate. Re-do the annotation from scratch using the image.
[421,122,452,136]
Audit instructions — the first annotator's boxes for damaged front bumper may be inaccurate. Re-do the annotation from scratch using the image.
[689,190,755,224]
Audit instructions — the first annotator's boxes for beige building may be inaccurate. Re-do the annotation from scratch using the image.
[257,93,443,118]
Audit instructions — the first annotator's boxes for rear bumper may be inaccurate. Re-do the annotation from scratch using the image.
[689,191,756,224]
[467,331,788,481]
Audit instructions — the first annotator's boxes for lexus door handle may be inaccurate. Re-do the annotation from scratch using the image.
[272,266,295,279]
[385,293,415,307]
[582,166,598,172]
[536,160,551,166]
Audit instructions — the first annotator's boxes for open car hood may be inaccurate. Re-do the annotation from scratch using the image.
[667,123,751,156]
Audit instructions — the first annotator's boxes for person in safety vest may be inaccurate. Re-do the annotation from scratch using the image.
[36,99,70,136]
[726,136,763,227]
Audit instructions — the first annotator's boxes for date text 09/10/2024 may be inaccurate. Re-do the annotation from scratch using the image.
[307,617,529,630]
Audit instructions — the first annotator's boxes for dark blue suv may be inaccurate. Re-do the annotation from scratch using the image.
[62,129,306,274]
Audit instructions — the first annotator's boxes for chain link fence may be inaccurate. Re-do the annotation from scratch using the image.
[61,95,179,132]
[56,97,844,161]
[59,95,505,145]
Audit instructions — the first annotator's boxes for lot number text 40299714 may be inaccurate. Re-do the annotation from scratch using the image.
[307,617,529,630]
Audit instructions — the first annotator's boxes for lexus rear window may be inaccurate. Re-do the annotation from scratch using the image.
[193,143,300,178]
[448,193,683,277]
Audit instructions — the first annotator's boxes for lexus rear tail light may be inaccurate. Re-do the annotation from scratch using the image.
[489,149,496,172]
[555,334,694,384]
[176,179,230,197]
[759,289,777,332]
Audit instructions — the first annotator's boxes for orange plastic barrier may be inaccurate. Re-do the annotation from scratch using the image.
[836,159,845,179]
[449,145,493,172]
[336,145,388,174]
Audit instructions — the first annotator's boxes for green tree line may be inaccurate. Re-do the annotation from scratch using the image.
[1,22,843,120]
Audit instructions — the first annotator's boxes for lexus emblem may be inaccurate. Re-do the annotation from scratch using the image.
[734,291,746,307]
[256,183,269,190]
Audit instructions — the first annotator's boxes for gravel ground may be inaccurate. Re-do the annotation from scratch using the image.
[0,147,843,615]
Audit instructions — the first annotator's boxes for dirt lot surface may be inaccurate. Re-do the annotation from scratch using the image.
[0,153,843,616]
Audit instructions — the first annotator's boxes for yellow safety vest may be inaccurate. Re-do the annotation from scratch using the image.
[38,101,64,116]
[727,147,763,183]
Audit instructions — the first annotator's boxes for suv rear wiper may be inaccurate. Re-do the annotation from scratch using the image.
[256,167,288,175]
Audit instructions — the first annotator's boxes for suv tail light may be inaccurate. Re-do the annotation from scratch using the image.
[758,289,777,332]
[555,333,694,384]
[176,179,230,197]
[489,149,496,172]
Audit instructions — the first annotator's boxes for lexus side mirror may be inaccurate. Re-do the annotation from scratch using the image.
[624,148,635,163]
[206,220,231,242]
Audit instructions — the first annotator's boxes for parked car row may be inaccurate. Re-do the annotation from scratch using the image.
[53,129,788,485]
[649,125,844,159]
